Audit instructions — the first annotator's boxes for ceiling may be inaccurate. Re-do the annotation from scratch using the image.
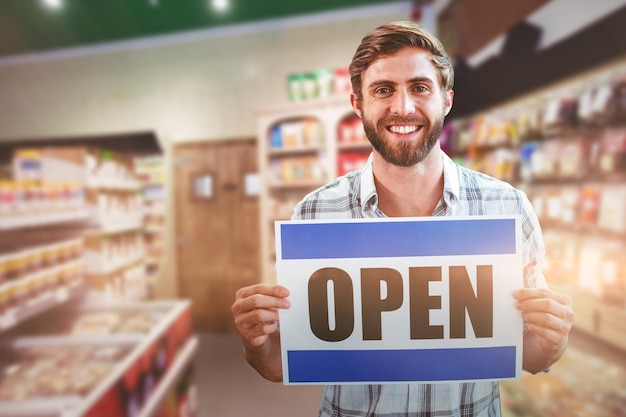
[0,0,401,60]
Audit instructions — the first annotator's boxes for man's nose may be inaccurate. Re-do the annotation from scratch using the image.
[391,89,416,115]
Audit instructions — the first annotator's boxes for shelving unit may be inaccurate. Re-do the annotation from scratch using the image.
[0,139,192,417]
[257,95,372,282]
[0,300,195,417]
[0,271,86,332]
[0,210,90,230]
[448,57,626,339]
[134,155,166,294]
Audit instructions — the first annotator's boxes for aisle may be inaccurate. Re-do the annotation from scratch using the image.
[193,332,323,417]
[192,331,626,417]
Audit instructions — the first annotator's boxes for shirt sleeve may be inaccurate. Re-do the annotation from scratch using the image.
[520,190,548,290]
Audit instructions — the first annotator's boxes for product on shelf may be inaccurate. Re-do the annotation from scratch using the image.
[447,118,473,153]
[337,151,370,177]
[0,344,131,401]
[0,180,86,218]
[333,68,351,96]
[529,139,562,180]
[576,185,602,226]
[85,188,144,231]
[472,148,518,182]
[558,137,591,179]
[134,155,165,186]
[0,238,85,313]
[598,127,626,174]
[597,184,626,233]
[337,114,367,144]
[516,105,543,141]
[577,81,613,126]
[269,155,325,186]
[519,141,539,183]
[269,118,324,149]
[542,230,579,285]
[12,147,139,190]
[286,68,348,102]
[540,91,581,137]
[607,72,626,123]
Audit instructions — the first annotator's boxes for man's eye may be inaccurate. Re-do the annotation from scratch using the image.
[375,87,392,94]
[414,85,428,93]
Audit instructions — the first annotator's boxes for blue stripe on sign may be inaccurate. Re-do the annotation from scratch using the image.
[288,346,516,383]
[280,219,516,259]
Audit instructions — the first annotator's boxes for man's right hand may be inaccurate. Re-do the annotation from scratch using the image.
[232,284,291,346]
[231,284,290,381]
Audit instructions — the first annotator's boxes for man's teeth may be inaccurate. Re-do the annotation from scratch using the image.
[389,125,418,134]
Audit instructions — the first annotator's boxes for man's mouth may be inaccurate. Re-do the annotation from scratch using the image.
[387,124,421,135]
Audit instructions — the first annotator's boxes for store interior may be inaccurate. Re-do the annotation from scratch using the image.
[0,0,625,416]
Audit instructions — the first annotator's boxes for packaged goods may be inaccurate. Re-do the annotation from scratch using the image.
[0,345,131,400]
[337,152,370,176]
[598,128,626,174]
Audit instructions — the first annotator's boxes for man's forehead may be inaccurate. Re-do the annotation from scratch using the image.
[362,48,440,86]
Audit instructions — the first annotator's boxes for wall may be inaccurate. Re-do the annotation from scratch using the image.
[0,3,411,298]
[0,3,411,145]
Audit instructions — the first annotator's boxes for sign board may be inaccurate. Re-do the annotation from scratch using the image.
[275,216,524,385]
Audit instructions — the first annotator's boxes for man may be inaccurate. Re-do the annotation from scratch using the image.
[231,21,574,416]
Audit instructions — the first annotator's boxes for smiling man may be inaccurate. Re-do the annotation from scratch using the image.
[232,21,574,417]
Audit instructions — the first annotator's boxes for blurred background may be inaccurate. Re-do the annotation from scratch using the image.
[0,0,625,416]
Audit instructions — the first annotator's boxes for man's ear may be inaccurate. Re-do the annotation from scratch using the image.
[350,92,362,118]
[444,90,454,116]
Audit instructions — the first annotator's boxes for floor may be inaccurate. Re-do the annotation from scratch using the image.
[193,332,324,417]
[190,330,626,417]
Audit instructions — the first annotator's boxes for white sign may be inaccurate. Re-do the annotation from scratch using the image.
[275,216,524,385]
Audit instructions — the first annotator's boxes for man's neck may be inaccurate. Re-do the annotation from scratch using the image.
[372,148,444,217]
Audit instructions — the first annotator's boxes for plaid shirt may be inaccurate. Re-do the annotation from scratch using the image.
[291,150,547,417]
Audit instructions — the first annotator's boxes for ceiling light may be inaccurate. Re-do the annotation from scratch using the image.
[211,0,229,12]
[42,0,63,9]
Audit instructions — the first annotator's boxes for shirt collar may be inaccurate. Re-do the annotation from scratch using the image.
[440,149,460,204]
[359,149,460,212]
[360,153,378,212]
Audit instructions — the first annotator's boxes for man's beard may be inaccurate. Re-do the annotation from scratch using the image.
[362,111,444,167]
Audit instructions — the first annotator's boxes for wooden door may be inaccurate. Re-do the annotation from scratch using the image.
[174,139,260,332]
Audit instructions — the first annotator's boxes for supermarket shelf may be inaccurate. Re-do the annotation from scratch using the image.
[552,283,626,352]
[268,181,327,191]
[84,251,145,275]
[138,336,198,417]
[95,216,145,234]
[0,278,87,332]
[268,145,326,156]
[86,179,141,191]
[0,209,90,230]
[65,301,193,417]
[0,302,191,417]
[337,142,372,151]
[144,226,164,234]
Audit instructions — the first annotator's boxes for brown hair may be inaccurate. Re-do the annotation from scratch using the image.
[349,21,454,100]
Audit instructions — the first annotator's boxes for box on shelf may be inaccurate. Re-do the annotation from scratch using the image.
[12,147,138,190]
[287,68,337,102]
[268,118,324,149]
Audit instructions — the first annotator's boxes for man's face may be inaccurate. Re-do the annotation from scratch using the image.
[352,47,453,167]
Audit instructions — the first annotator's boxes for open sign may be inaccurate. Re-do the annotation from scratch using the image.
[275,217,524,385]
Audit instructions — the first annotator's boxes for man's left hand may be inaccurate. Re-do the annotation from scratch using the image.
[514,287,575,369]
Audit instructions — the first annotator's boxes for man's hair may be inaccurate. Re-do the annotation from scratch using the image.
[349,21,454,100]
